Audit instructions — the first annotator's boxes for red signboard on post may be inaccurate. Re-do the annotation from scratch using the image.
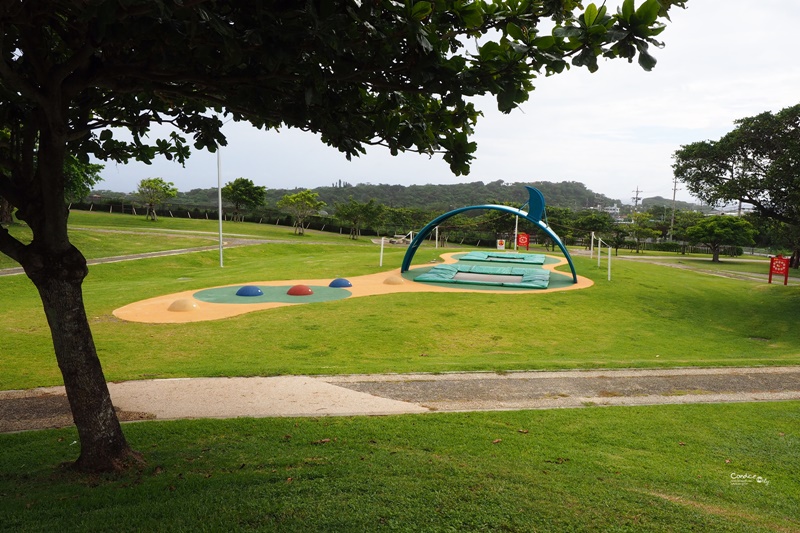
[769,255,790,285]
[517,232,529,250]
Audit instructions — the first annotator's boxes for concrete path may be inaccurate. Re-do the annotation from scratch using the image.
[2,366,799,433]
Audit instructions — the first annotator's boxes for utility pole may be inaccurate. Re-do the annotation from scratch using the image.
[631,187,642,212]
[668,177,679,240]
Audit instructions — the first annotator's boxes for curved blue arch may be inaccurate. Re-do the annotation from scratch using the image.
[400,186,578,283]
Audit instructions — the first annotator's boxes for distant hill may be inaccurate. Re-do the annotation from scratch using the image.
[91,181,707,213]
[641,195,712,213]
[262,180,620,211]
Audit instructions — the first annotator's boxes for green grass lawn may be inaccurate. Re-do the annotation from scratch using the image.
[1,213,799,389]
[2,213,799,531]
[65,209,366,244]
[1,403,797,532]
[0,210,367,269]
[0,222,218,270]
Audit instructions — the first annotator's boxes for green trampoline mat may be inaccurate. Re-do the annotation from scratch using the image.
[405,255,575,291]
[193,285,352,304]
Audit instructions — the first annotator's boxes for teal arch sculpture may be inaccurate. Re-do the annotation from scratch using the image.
[400,186,578,283]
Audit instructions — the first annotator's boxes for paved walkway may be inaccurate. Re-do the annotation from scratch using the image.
[2,366,799,433]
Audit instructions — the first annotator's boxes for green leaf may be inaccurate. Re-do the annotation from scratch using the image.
[634,0,661,25]
[497,88,518,113]
[572,48,599,72]
[584,3,598,26]
[587,24,607,36]
[621,0,635,21]
[478,41,502,61]
[596,5,608,23]
[506,22,525,41]
[605,29,629,41]
[553,26,583,39]
[532,35,555,49]
[637,49,657,70]
[411,1,432,21]
[548,60,568,74]
[459,3,484,29]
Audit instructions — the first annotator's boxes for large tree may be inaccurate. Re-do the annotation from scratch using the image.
[684,215,756,262]
[277,190,327,235]
[136,177,178,221]
[574,210,615,240]
[0,0,681,472]
[221,177,266,221]
[334,197,385,239]
[673,104,800,266]
[627,212,660,253]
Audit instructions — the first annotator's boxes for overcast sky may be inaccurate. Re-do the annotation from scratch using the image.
[97,1,800,205]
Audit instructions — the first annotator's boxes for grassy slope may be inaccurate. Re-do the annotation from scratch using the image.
[1,403,798,532]
[2,213,799,531]
[1,212,799,389]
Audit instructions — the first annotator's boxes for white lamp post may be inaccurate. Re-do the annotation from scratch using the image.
[217,143,223,268]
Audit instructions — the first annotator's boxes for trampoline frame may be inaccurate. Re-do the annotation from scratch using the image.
[400,186,578,283]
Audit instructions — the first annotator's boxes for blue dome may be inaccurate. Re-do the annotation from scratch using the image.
[235,285,263,297]
[329,278,352,288]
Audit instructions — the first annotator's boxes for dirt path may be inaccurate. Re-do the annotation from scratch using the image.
[3,366,799,434]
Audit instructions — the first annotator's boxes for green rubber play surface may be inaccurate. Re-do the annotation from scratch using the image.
[193,285,352,304]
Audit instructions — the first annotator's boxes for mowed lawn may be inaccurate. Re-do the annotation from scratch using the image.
[1,212,799,531]
[1,404,798,532]
[1,212,799,389]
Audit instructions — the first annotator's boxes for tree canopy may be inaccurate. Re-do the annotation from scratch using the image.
[0,0,682,472]
[684,215,756,262]
[334,198,385,239]
[673,104,800,265]
[221,177,266,221]
[136,177,178,221]
[277,190,327,235]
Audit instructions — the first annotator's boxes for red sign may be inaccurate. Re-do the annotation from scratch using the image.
[517,232,529,250]
[769,255,790,285]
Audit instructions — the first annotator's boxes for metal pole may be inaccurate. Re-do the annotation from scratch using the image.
[597,235,602,268]
[217,144,224,268]
[380,237,385,267]
[668,176,678,240]
[514,215,519,251]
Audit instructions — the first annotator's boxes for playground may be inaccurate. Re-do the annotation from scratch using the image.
[114,185,591,324]
[113,251,592,324]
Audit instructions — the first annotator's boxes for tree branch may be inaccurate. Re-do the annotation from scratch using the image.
[0,224,27,264]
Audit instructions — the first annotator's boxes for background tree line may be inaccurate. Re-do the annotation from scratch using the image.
[64,176,786,258]
[84,179,704,214]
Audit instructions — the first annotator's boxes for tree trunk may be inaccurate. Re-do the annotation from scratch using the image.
[26,247,139,472]
[711,246,720,262]
[0,197,12,224]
